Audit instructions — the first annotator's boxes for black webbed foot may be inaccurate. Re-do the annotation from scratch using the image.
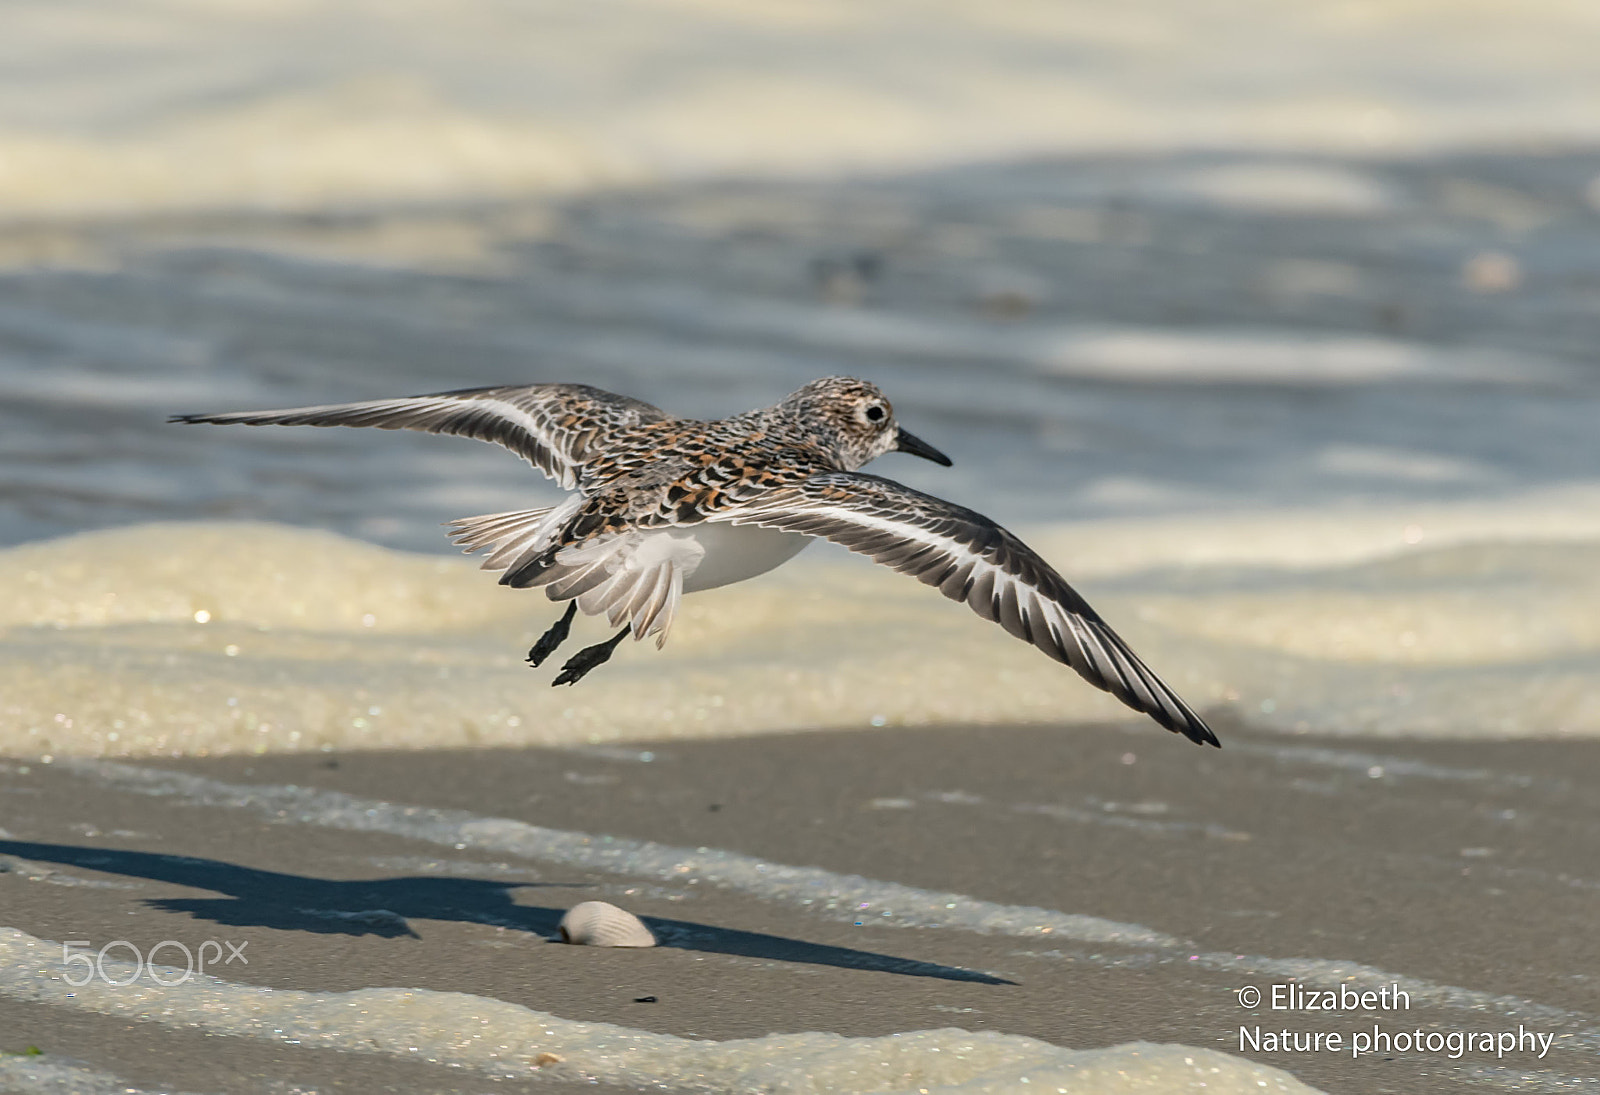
[552,625,631,686]
[527,601,578,667]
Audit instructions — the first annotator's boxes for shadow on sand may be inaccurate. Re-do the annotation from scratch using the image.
[0,840,1013,985]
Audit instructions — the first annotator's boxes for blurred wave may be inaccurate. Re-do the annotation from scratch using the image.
[5,151,1600,550]
[6,0,1600,220]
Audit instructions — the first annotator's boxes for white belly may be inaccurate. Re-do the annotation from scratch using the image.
[677,522,811,593]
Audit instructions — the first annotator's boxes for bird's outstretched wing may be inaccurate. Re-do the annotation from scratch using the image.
[170,384,669,491]
[722,471,1218,746]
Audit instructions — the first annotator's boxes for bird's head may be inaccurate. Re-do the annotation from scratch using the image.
[777,377,952,472]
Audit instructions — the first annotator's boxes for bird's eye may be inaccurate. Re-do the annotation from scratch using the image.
[865,404,886,422]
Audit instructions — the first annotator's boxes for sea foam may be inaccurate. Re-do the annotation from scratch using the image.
[4,488,1600,758]
[0,926,1319,1094]
[5,0,1600,220]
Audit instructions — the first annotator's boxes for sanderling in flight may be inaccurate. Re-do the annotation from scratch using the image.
[173,377,1218,746]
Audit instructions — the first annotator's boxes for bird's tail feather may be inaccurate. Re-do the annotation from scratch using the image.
[444,497,581,575]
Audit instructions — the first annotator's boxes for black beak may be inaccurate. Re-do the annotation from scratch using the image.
[894,427,953,466]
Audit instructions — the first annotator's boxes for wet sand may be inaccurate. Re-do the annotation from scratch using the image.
[2,718,1596,1093]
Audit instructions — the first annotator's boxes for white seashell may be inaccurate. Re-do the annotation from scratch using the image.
[557,901,656,947]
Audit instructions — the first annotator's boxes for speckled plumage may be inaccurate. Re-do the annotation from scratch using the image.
[173,378,1218,746]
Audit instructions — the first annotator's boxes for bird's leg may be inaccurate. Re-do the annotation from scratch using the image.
[552,625,631,687]
[526,601,578,667]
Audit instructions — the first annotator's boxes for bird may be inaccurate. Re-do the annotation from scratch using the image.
[171,377,1219,746]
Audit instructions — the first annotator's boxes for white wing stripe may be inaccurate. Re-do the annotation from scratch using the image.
[174,390,605,489]
[725,487,1217,746]
[389,395,580,489]
[473,398,579,490]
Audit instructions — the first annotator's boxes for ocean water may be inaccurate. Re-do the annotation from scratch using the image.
[6,149,1600,758]
[5,4,1600,1092]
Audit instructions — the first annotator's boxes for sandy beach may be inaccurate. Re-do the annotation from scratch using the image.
[3,718,1594,1093]
[6,3,1600,1091]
